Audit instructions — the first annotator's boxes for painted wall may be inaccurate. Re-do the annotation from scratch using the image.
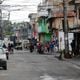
[38,18,51,42]
[38,18,49,33]
[39,33,51,43]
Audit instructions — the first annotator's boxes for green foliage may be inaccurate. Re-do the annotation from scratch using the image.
[5,31,13,35]
[2,20,13,36]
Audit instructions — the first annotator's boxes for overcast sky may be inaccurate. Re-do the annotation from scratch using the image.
[2,0,41,23]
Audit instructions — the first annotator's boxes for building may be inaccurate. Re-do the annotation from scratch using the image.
[45,0,76,50]
[13,22,32,41]
[28,13,38,40]
[37,1,51,43]
[69,0,80,55]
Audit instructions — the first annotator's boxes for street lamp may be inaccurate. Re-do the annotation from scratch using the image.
[0,0,8,39]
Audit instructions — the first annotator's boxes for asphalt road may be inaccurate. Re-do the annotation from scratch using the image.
[0,50,80,80]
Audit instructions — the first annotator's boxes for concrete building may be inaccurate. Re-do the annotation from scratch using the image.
[28,13,38,40]
[13,22,32,41]
[28,0,79,52]
[37,1,51,43]
[69,0,80,55]
[44,0,76,51]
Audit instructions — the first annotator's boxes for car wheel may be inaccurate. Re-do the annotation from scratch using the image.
[3,63,7,70]
[3,65,7,70]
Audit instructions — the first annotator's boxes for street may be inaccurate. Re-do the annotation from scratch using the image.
[0,50,80,80]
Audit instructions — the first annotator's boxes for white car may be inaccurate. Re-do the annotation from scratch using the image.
[0,48,7,70]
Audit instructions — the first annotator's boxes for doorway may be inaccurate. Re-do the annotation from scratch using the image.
[74,33,80,55]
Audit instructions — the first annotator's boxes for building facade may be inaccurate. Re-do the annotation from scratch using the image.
[13,22,32,41]
[37,1,51,43]
[69,0,80,55]
[45,0,76,51]
[28,13,38,40]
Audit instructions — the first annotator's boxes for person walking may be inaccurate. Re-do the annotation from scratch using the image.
[8,43,11,54]
[49,42,54,54]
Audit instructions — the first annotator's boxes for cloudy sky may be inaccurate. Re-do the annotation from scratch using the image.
[2,0,41,23]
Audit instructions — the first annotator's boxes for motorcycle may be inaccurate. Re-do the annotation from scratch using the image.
[29,44,34,53]
[30,48,33,53]
[37,46,44,54]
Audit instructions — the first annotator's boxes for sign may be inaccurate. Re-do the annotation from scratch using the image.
[38,10,48,17]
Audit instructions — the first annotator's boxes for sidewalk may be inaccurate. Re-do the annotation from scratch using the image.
[54,52,80,67]
[66,56,80,67]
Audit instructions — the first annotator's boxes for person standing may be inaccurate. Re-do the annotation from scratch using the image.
[46,42,49,53]
[71,40,75,56]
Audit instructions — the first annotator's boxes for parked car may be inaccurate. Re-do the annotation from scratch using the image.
[0,48,7,70]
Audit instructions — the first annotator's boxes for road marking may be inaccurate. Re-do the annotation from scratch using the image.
[0,73,8,76]
[40,74,74,80]
[73,64,80,70]
[40,74,57,80]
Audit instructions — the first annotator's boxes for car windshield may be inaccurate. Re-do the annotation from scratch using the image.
[0,48,4,54]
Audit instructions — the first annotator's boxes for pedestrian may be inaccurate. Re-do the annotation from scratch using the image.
[8,43,11,53]
[10,43,14,54]
[45,42,49,53]
[49,42,54,54]
[71,40,75,56]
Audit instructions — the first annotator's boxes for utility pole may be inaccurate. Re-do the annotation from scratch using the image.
[0,0,3,39]
[63,0,69,57]
[0,0,6,39]
[8,11,10,21]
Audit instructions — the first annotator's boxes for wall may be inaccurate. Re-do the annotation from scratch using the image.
[51,17,75,30]
[58,31,74,51]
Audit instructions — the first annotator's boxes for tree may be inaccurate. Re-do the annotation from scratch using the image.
[2,20,13,36]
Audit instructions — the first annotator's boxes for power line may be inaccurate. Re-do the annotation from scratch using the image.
[1,4,61,8]
[1,4,38,7]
